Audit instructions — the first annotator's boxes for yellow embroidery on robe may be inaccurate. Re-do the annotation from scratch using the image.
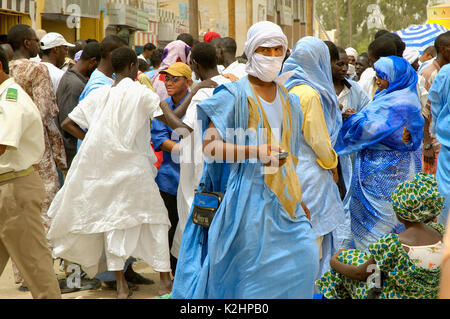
[247,84,303,219]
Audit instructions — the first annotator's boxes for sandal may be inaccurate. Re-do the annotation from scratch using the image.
[155,292,172,299]
[58,279,81,294]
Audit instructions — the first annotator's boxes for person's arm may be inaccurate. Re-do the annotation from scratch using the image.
[154,79,218,127]
[423,108,435,165]
[203,122,287,167]
[62,117,86,141]
[160,140,180,154]
[330,249,376,281]
[157,100,193,138]
[0,145,6,156]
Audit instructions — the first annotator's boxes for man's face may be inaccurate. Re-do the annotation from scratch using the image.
[55,45,68,68]
[145,49,154,58]
[165,75,189,97]
[355,56,369,77]
[332,52,349,81]
[376,75,389,91]
[255,45,284,57]
[25,29,41,58]
[348,55,356,65]
[420,53,433,63]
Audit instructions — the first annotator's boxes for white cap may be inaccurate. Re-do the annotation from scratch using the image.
[40,32,75,50]
[403,47,420,64]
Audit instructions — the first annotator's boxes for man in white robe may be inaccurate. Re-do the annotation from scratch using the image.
[47,47,172,299]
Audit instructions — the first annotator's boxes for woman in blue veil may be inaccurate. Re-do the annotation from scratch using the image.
[335,56,424,251]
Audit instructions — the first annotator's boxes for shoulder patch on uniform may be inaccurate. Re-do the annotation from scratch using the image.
[5,88,18,102]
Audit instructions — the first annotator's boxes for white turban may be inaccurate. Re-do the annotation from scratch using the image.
[244,21,288,63]
[244,21,288,82]
[345,47,358,59]
[403,47,420,64]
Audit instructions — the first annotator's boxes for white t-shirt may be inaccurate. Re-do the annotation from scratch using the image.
[41,62,65,94]
[260,90,283,142]
[171,75,231,257]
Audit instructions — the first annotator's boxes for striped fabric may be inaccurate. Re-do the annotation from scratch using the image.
[395,24,448,54]
[135,21,158,46]
[0,0,31,13]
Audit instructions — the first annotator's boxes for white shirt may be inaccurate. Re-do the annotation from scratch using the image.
[0,78,44,174]
[338,85,351,113]
[221,61,248,79]
[260,90,282,142]
[41,62,65,94]
[171,75,231,257]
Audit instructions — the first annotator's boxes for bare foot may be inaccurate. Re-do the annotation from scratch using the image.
[158,281,172,296]
[115,270,131,299]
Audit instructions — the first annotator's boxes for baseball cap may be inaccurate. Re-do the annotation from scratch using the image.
[40,32,75,50]
[160,62,192,80]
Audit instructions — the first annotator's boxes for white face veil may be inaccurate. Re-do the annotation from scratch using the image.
[244,21,289,82]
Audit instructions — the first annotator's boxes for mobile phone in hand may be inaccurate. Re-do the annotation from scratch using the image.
[277,152,289,160]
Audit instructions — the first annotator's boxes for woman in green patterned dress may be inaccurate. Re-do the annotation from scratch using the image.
[317,173,445,299]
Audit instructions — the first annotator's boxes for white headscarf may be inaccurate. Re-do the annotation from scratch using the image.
[345,47,358,61]
[403,47,420,65]
[244,21,288,82]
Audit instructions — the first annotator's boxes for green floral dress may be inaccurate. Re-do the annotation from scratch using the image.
[316,223,445,299]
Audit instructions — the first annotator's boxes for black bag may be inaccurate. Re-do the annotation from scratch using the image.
[191,185,224,228]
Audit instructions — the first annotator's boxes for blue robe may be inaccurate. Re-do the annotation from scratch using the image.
[339,79,372,249]
[172,77,319,299]
[282,37,346,276]
[429,64,450,224]
[335,56,424,251]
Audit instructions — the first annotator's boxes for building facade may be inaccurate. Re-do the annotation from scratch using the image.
[0,0,33,35]
[1,0,314,51]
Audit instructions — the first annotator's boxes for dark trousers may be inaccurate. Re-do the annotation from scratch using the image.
[159,190,178,276]
[336,160,347,201]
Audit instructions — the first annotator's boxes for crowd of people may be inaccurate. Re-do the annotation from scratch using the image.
[0,21,449,300]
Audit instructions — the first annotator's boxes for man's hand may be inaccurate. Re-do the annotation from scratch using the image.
[424,145,436,165]
[402,127,411,144]
[342,108,356,121]
[223,73,239,82]
[257,144,288,168]
[330,248,344,270]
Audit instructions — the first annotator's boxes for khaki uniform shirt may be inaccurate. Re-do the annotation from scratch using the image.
[0,78,45,174]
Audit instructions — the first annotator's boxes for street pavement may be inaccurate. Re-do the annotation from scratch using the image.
[0,259,163,299]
